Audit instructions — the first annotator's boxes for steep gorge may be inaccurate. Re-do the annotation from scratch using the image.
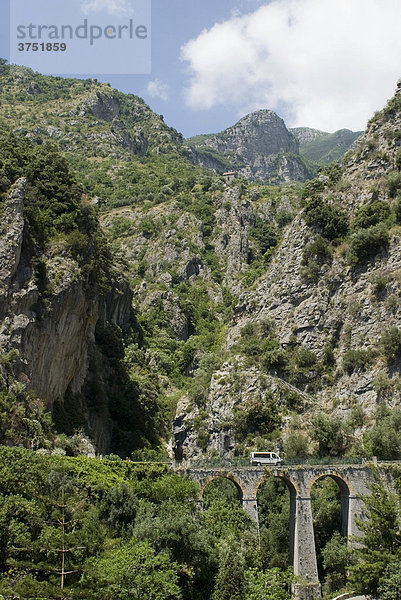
[1,63,401,463]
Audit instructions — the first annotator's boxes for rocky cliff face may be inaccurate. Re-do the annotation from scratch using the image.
[186,110,311,183]
[173,82,401,461]
[0,178,132,452]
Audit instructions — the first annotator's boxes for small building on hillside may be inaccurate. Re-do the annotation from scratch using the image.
[223,171,236,183]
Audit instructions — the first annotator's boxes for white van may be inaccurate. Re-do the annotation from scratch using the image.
[250,451,283,466]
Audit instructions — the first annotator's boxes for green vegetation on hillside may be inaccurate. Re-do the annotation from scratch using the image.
[300,162,401,268]
[0,63,188,211]
[1,447,399,600]
[0,131,111,292]
[2,59,401,600]
[291,127,362,167]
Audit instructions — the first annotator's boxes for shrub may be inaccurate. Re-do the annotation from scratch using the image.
[236,321,286,372]
[300,260,321,284]
[342,349,375,374]
[302,235,332,266]
[347,223,389,265]
[276,210,293,227]
[303,197,349,240]
[258,339,288,372]
[387,171,401,197]
[369,271,389,295]
[282,389,303,412]
[348,405,365,428]
[395,149,401,172]
[322,343,336,368]
[394,194,401,223]
[232,392,282,441]
[139,216,160,238]
[353,201,390,229]
[319,163,344,184]
[311,413,349,456]
[283,433,309,458]
[364,405,401,459]
[373,371,401,399]
[322,532,355,595]
[301,236,332,282]
[301,177,325,201]
[381,327,401,361]
[249,217,279,256]
[293,347,318,369]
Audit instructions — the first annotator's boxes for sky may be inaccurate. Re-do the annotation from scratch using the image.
[1,0,401,138]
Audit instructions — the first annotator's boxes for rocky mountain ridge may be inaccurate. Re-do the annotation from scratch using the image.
[185,109,312,183]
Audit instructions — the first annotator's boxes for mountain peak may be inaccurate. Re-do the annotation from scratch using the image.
[185,108,310,183]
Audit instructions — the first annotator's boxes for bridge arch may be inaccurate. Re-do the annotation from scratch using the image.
[253,472,300,569]
[307,470,353,538]
[252,472,300,498]
[199,473,247,501]
[306,471,353,497]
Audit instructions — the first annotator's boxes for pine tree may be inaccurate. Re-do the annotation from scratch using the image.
[38,470,87,590]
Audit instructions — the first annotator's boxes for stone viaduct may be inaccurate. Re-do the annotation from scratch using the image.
[176,463,397,600]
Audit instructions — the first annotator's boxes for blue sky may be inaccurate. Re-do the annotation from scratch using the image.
[2,0,401,138]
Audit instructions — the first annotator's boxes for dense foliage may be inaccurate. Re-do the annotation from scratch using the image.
[0,132,111,293]
[0,448,293,600]
[349,469,401,598]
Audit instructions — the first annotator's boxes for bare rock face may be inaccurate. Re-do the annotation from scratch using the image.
[80,89,121,121]
[0,181,133,452]
[186,110,312,183]
[21,283,99,404]
[213,187,256,284]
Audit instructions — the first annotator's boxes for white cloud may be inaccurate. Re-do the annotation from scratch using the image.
[81,0,134,16]
[146,79,170,102]
[181,0,401,132]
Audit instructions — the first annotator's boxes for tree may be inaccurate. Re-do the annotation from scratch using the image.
[212,540,246,600]
[347,223,390,265]
[257,478,290,569]
[378,559,401,600]
[382,327,401,362]
[133,500,214,598]
[348,470,401,597]
[364,405,401,459]
[244,567,292,600]
[310,413,349,456]
[283,433,309,459]
[303,196,349,240]
[81,540,183,600]
[353,200,390,230]
[38,471,90,589]
[321,531,355,594]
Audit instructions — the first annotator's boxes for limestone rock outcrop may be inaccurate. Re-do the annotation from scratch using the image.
[186,110,312,182]
[0,179,133,452]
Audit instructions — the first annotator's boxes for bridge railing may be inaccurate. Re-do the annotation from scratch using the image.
[173,456,368,469]
[284,456,365,466]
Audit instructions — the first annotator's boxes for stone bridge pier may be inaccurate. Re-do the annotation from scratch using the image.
[177,464,379,600]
